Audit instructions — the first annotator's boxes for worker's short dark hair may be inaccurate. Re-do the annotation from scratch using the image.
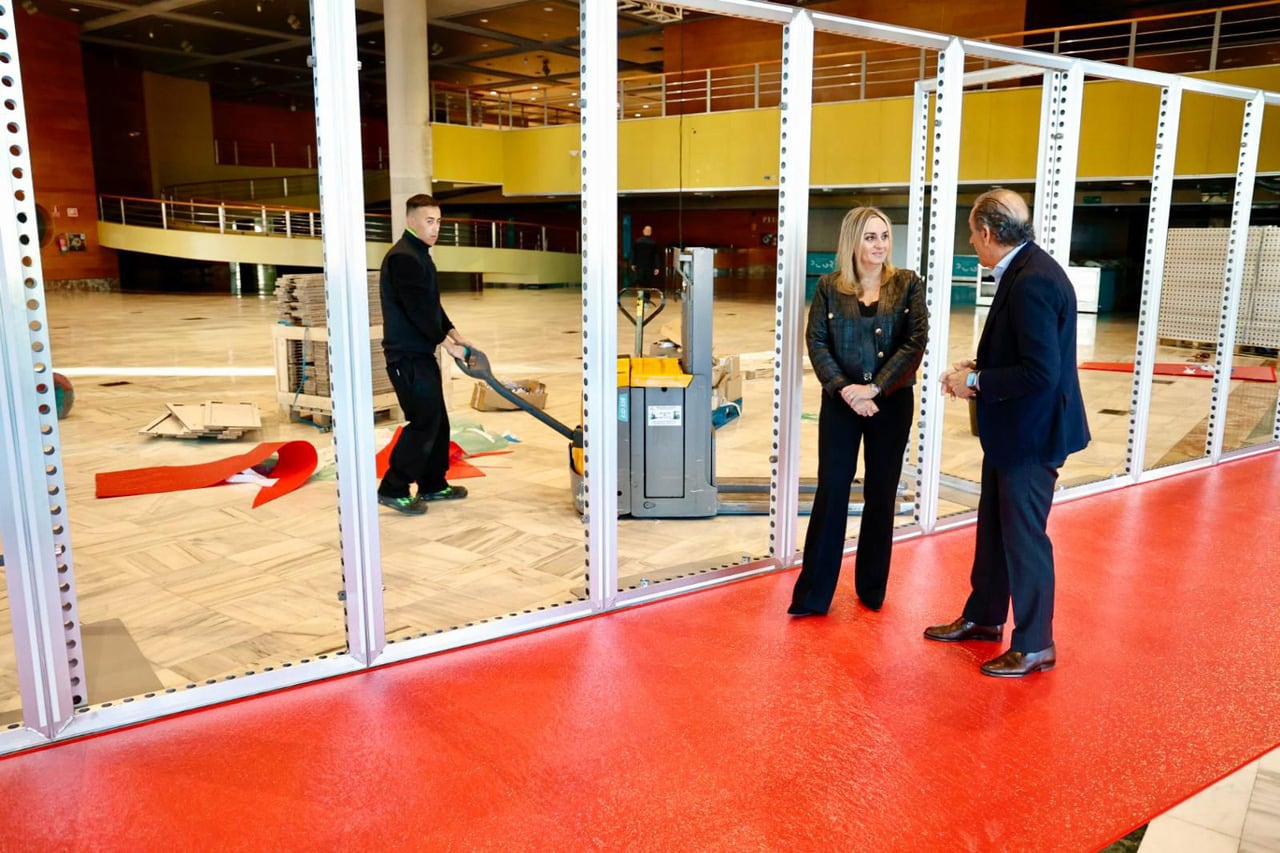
[406,194,439,215]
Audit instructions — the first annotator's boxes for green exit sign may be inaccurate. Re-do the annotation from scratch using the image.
[1083,195,1103,204]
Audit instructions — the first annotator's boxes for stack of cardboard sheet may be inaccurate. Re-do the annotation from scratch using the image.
[140,401,262,440]
[286,339,393,397]
[276,272,381,327]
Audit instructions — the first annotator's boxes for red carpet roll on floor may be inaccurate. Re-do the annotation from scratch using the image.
[12,452,1280,850]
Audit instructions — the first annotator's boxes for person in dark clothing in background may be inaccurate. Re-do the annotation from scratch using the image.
[630,225,662,290]
[378,194,474,515]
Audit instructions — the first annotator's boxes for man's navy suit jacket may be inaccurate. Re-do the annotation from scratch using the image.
[975,241,1091,468]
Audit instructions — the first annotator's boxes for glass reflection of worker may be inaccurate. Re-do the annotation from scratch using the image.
[630,225,662,290]
[789,206,929,617]
[377,193,473,515]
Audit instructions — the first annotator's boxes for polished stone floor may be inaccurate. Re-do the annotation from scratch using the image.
[0,286,1275,723]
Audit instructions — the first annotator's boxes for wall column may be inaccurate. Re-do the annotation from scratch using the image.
[384,0,432,236]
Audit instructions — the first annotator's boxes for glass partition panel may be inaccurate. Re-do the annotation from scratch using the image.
[0,556,19,730]
[795,202,922,609]
[614,245,774,592]
[1220,193,1279,455]
[48,287,348,708]
[378,281,587,642]
[1143,188,1235,470]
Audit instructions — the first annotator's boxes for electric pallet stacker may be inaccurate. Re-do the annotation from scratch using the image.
[454,248,913,519]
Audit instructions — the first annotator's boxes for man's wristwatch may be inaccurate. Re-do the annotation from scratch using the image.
[869,383,881,398]
[965,371,980,391]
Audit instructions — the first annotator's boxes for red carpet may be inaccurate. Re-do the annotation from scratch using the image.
[10,453,1280,850]
[94,440,318,507]
[1082,361,1277,382]
[375,426,498,481]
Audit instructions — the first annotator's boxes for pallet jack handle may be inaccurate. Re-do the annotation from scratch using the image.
[452,346,580,444]
[617,287,666,356]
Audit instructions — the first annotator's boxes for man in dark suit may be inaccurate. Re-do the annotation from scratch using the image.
[925,189,1091,677]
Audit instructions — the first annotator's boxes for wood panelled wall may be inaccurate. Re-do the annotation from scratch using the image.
[211,101,389,170]
[665,0,1029,100]
[83,46,153,199]
[17,13,118,283]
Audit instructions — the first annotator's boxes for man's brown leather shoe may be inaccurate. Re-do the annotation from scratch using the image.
[923,617,1003,643]
[979,645,1056,678]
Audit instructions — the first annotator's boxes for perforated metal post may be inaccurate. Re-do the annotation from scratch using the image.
[914,39,964,533]
[1033,63,1083,265]
[309,0,385,662]
[0,5,84,738]
[769,9,814,562]
[1206,92,1263,463]
[1126,84,1182,478]
[580,0,619,606]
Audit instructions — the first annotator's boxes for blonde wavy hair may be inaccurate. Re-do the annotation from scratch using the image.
[833,206,895,297]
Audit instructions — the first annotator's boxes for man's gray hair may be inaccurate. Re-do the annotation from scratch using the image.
[972,190,1036,247]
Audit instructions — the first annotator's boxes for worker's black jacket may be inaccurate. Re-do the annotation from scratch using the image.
[380,229,454,358]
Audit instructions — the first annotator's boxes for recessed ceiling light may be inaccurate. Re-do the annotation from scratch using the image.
[479,17,488,23]
[633,112,640,117]
[489,90,497,95]
[69,5,80,10]
[544,5,552,10]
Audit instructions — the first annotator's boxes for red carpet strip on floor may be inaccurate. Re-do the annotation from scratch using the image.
[13,452,1280,850]
[1081,361,1277,382]
[375,426,506,481]
[94,440,318,507]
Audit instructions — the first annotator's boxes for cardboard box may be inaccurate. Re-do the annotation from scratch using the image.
[470,378,548,412]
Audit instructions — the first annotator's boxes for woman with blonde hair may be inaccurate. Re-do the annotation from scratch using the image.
[789,206,929,617]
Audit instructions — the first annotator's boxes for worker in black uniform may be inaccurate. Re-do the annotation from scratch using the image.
[378,193,473,514]
[630,224,663,291]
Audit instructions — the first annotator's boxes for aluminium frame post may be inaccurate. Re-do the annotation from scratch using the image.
[1034,63,1083,265]
[770,8,814,562]
[1206,92,1263,464]
[309,0,386,663]
[0,2,84,739]
[905,79,931,524]
[914,38,965,534]
[1126,83,1182,479]
[580,0,620,607]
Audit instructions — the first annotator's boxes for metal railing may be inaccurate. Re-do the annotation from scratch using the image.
[212,138,389,170]
[421,1,1280,126]
[98,195,581,253]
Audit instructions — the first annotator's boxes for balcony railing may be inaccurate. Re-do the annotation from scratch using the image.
[417,0,1280,126]
[98,195,581,254]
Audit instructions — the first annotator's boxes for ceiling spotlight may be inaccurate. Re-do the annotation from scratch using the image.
[479,17,488,23]
[286,13,301,31]
[180,39,193,53]
[488,90,497,96]
[255,1,262,12]
[20,0,37,14]
[69,6,80,11]
[147,29,154,38]
[429,42,444,57]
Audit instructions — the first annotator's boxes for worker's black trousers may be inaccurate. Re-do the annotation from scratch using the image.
[791,386,914,614]
[379,353,451,499]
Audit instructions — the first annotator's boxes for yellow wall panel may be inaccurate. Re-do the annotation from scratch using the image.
[432,125,505,186]
[501,125,580,196]
[427,66,1277,196]
[620,118,682,189]
[681,110,780,189]
[810,100,914,186]
[1079,82,1162,179]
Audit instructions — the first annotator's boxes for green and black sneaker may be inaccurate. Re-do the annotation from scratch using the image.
[377,494,428,515]
[423,485,468,502]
